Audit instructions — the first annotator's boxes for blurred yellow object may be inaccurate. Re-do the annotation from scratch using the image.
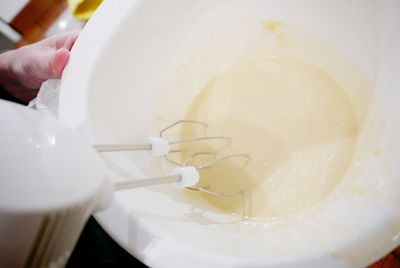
[68,0,103,20]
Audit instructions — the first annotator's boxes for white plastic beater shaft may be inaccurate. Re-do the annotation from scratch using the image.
[94,144,151,152]
[114,167,200,190]
[114,175,180,190]
[94,137,170,156]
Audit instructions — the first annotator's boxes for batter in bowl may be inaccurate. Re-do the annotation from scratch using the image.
[179,57,358,219]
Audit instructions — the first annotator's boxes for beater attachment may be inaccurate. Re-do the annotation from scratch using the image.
[93,120,230,156]
[181,152,250,197]
[113,152,249,194]
[93,120,249,197]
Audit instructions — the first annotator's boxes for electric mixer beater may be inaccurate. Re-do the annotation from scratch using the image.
[0,101,249,268]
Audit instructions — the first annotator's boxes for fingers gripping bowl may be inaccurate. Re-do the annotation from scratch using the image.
[59,0,400,267]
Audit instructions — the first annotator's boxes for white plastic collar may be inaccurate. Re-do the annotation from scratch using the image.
[172,167,200,188]
[148,137,171,156]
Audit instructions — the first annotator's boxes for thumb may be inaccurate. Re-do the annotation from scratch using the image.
[50,48,70,78]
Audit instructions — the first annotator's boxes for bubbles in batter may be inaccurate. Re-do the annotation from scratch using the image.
[181,57,357,219]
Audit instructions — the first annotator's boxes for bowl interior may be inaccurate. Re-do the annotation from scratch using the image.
[59,0,400,267]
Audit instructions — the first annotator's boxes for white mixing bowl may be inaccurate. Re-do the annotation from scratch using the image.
[59,0,400,267]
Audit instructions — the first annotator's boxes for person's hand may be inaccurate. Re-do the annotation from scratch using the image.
[0,30,79,104]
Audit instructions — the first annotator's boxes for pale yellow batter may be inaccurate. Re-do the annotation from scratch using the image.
[180,57,357,219]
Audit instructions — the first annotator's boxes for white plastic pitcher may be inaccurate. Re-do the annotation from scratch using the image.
[59,0,400,267]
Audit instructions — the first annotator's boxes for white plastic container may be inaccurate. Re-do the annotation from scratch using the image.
[59,0,400,267]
